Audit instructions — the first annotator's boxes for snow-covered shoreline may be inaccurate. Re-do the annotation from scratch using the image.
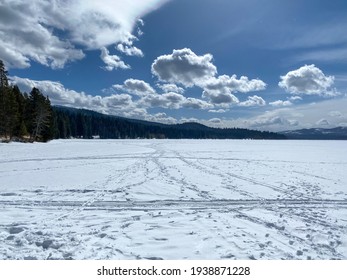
[1,139,346,259]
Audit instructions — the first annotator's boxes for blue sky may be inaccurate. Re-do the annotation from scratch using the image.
[1,0,347,131]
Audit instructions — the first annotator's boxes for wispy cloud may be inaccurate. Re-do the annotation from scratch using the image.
[273,20,347,50]
[293,47,347,64]
[0,0,169,69]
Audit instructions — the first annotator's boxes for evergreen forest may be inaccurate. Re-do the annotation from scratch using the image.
[0,60,54,142]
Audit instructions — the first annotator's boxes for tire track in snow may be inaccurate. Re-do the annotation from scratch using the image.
[1,199,346,210]
[230,207,346,260]
[170,150,250,200]
[146,143,214,200]
[171,151,264,199]
[33,159,144,223]
[188,154,314,200]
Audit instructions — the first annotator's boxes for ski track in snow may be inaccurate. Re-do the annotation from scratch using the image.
[0,139,346,260]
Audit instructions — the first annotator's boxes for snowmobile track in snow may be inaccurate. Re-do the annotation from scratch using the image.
[1,199,346,211]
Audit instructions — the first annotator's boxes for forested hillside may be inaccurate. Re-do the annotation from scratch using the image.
[282,127,347,140]
[53,106,286,139]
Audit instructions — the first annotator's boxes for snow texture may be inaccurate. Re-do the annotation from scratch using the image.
[0,139,346,260]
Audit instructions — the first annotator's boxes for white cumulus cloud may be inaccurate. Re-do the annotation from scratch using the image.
[0,1,85,69]
[208,109,228,113]
[9,75,219,125]
[209,118,222,124]
[316,119,330,126]
[279,64,336,96]
[202,89,239,106]
[239,95,266,107]
[328,111,342,117]
[113,79,156,95]
[104,94,133,108]
[145,112,177,124]
[269,100,293,107]
[182,98,213,110]
[100,47,130,70]
[139,92,185,109]
[0,0,168,69]
[151,48,267,106]
[202,75,266,106]
[116,43,144,57]
[9,75,143,117]
[151,48,217,87]
[289,96,303,101]
[203,74,266,94]
[157,83,185,94]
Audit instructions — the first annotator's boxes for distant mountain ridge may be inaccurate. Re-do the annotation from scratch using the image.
[53,106,286,140]
[282,127,347,140]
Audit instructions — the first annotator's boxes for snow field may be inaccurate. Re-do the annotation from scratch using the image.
[0,139,346,260]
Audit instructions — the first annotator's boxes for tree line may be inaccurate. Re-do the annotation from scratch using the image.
[0,60,54,142]
[53,106,286,140]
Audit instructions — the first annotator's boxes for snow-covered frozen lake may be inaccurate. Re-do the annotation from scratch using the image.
[0,139,346,260]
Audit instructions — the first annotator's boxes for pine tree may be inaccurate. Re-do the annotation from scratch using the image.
[5,88,19,137]
[28,88,52,141]
[40,96,54,142]
[0,60,19,139]
[12,85,27,137]
[0,60,8,88]
[0,60,8,137]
